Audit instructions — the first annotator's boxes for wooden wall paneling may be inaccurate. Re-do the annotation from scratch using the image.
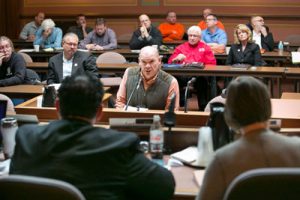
[0,1,7,36]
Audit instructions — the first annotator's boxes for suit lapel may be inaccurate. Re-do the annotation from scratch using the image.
[235,44,244,61]
[71,51,80,74]
[57,53,64,83]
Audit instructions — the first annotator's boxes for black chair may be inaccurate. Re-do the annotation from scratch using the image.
[223,168,300,200]
[0,175,86,200]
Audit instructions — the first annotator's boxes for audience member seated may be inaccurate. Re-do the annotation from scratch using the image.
[248,16,274,52]
[33,18,63,49]
[19,12,45,41]
[198,8,225,31]
[47,33,98,84]
[196,76,300,200]
[129,14,162,50]
[0,36,28,86]
[79,18,117,50]
[116,46,179,110]
[201,14,227,54]
[168,26,216,110]
[10,72,175,200]
[158,11,185,42]
[226,24,263,66]
[67,14,93,41]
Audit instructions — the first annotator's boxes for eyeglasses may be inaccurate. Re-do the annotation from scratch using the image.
[0,45,11,51]
[64,42,78,47]
[206,18,216,22]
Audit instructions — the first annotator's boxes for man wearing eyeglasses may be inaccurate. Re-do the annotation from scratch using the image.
[248,16,274,52]
[0,36,27,86]
[201,14,227,54]
[47,33,98,84]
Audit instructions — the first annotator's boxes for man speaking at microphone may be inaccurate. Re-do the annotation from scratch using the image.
[116,46,180,110]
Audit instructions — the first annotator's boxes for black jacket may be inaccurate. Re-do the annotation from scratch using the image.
[10,119,175,200]
[0,52,27,86]
[129,25,162,49]
[226,42,263,66]
[247,24,275,51]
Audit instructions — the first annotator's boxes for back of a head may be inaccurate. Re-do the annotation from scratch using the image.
[224,76,271,130]
[58,73,104,119]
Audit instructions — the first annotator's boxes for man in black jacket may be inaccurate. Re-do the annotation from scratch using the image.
[47,32,98,84]
[10,72,175,200]
[0,36,27,86]
[248,16,274,52]
[129,14,162,50]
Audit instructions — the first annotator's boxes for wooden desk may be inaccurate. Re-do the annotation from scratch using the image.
[22,49,291,66]
[0,85,44,98]
[281,92,300,99]
[215,51,291,66]
[0,84,110,99]
[15,97,300,129]
[172,166,200,200]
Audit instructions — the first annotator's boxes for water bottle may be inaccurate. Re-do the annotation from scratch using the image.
[278,41,284,55]
[150,115,164,159]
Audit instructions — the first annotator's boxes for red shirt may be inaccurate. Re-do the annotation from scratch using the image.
[168,41,216,65]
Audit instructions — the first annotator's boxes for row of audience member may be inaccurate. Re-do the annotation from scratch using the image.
[18,10,275,54]
[1,21,264,110]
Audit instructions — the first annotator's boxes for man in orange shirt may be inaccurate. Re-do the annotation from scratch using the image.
[158,11,185,42]
[198,8,225,31]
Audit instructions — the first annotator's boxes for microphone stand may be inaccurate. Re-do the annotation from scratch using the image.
[164,93,176,154]
[184,78,196,113]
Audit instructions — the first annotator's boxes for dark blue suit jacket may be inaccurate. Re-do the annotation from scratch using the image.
[47,51,98,84]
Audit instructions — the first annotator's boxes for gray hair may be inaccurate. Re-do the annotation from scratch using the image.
[63,32,79,42]
[187,26,202,36]
[41,18,55,30]
[0,36,14,51]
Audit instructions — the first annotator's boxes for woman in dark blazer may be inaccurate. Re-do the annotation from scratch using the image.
[226,24,263,66]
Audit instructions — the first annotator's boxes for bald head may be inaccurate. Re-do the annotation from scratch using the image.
[139,46,161,81]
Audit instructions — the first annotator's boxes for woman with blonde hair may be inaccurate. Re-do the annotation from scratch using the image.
[226,24,262,66]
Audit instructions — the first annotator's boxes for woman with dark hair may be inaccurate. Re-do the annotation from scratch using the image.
[197,76,300,200]
[226,24,263,66]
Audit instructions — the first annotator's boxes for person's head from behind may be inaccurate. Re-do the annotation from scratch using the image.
[139,14,151,29]
[187,26,201,45]
[0,36,14,61]
[76,14,87,27]
[35,12,45,26]
[94,18,107,36]
[224,76,271,131]
[139,46,161,81]
[57,73,104,123]
[166,11,177,24]
[62,33,79,59]
[233,24,252,44]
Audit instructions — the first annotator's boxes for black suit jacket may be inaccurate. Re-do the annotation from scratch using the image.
[10,119,175,200]
[226,42,263,66]
[47,51,98,84]
[247,24,275,51]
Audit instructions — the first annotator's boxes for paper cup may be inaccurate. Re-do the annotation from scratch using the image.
[34,45,40,52]
[1,117,18,159]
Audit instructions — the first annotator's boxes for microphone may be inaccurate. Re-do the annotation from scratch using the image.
[125,77,142,111]
[184,77,196,113]
[164,92,176,127]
